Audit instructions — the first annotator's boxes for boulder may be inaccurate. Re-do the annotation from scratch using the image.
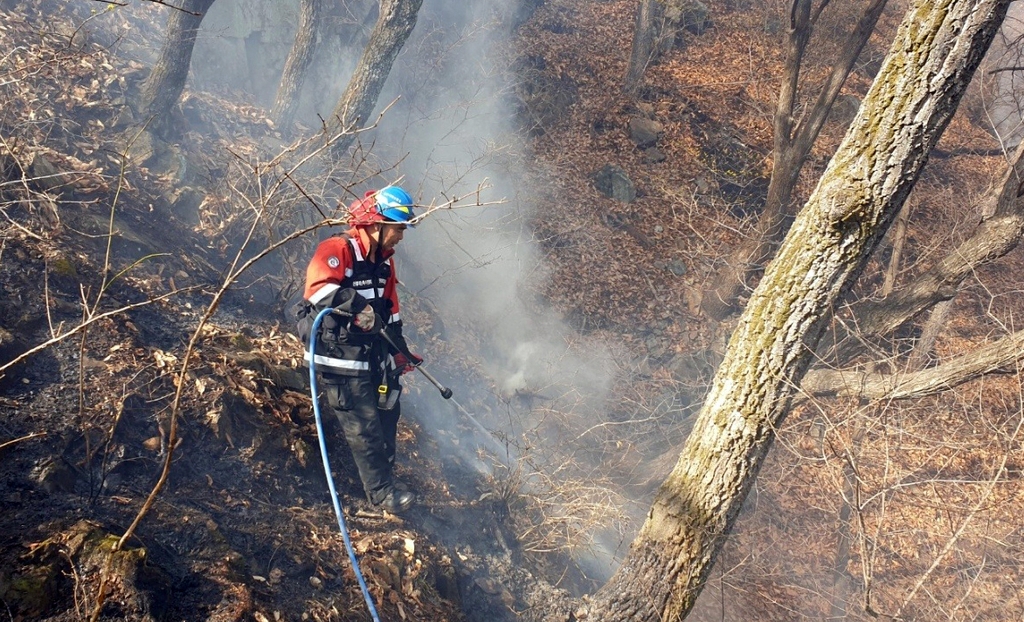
[678,0,712,36]
[30,457,78,493]
[629,117,664,148]
[592,164,637,203]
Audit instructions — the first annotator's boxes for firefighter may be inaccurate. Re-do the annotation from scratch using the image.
[296,186,423,513]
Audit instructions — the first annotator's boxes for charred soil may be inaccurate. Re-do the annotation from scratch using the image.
[5,1,1024,621]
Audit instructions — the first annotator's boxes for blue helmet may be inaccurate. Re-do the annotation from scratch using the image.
[374,186,416,224]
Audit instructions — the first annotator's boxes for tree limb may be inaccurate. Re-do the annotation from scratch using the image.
[824,137,1024,362]
[802,327,1024,400]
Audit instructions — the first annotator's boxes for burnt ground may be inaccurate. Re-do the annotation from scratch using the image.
[0,5,596,621]
[7,1,1024,621]
[0,216,588,622]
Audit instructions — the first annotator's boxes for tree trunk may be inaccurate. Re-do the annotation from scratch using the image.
[316,1,380,117]
[828,433,861,621]
[803,326,1024,400]
[880,202,909,296]
[700,0,888,321]
[272,0,326,128]
[821,137,1024,364]
[906,298,952,370]
[586,2,1010,619]
[135,0,216,135]
[624,0,663,93]
[623,0,701,92]
[326,0,423,157]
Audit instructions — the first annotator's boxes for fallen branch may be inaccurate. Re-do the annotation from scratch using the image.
[801,327,1024,400]
[0,431,47,453]
[0,287,199,377]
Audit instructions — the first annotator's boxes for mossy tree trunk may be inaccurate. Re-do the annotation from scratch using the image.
[700,0,888,321]
[585,1,1010,620]
[135,0,216,135]
[326,0,423,157]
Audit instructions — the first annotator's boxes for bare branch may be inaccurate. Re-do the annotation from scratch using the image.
[802,328,1024,400]
[89,0,202,15]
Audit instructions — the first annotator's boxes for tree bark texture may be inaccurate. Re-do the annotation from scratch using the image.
[327,0,423,157]
[272,0,326,127]
[802,326,1024,400]
[822,137,1024,364]
[906,298,952,370]
[623,0,700,92]
[624,0,662,93]
[587,2,1010,620]
[136,0,216,132]
[700,0,888,321]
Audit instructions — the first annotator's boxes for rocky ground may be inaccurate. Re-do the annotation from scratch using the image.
[4,1,1024,621]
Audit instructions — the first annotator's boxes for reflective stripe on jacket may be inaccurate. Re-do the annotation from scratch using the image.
[300,231,406,378]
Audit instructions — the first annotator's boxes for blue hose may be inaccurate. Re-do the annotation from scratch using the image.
[308,308,381,622]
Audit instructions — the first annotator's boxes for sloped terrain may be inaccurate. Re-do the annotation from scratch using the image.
[0,5,567,621]
[3,1,1024,621]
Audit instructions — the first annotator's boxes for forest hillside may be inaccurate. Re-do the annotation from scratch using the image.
[2,0,1023,621]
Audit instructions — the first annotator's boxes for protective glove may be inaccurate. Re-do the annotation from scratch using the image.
[352,305,377,331]
[393,352,423,375]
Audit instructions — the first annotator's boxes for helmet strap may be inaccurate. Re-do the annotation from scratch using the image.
[366,223,383,256]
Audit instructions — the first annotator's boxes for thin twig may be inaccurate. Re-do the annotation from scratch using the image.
[0,287,200,376]
[0,432,47,453]
[88,0,202,14]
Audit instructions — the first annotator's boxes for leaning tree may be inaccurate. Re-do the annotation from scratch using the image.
[325,0,423,157]
[699,0,889,321]
[580,1,1012,620]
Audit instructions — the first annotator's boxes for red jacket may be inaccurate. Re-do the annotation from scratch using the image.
[300,228,406,377]
[304,228,401,324]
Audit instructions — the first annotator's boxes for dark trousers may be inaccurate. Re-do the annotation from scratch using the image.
[323,375,401,505]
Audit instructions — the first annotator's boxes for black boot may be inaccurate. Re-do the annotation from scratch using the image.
[378,487,415,513]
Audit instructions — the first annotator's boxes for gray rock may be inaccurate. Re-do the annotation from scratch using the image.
[592,164,637,203]
[170,187,205,228]
[629,117,664,148]
[644,147,667,163]
[31,457,78,494]
[28,154,66,193]
[679,0,712,36]
[667,259,688,276]
[190,0,300,106]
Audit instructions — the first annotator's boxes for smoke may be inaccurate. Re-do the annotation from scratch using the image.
[372,3,630,577]
[368,0,630,577]
[185,0,607,405]
[124,0,628,579]
[975,4,1024,151]
[371,1,616,410]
